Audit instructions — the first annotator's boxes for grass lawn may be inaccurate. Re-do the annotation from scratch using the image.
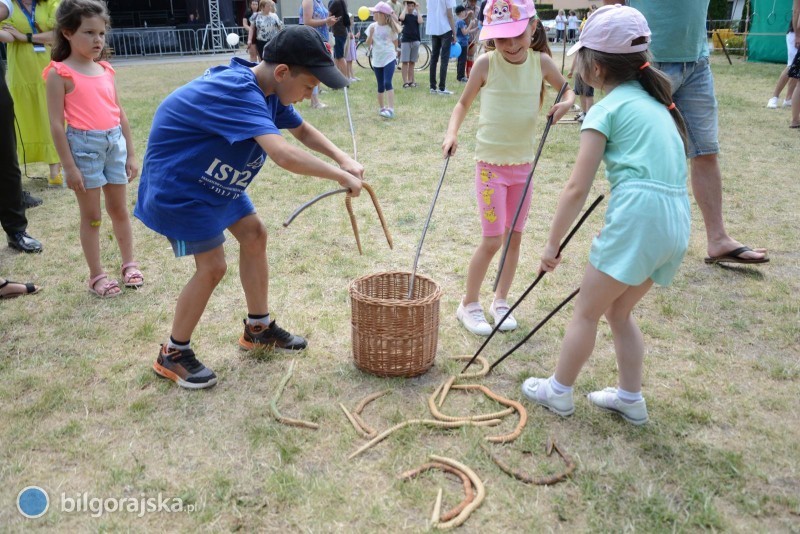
[1,51,798,531]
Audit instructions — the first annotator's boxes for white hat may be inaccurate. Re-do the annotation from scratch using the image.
[567,4,651,56]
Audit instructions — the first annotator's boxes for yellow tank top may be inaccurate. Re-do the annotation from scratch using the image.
[475,49,542,165]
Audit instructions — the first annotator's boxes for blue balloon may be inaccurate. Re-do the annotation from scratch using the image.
[450,42,462,59]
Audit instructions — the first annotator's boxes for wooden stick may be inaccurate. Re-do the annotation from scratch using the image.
[352,389,390,437]
[270,360,319,430]
[339,403,371,438]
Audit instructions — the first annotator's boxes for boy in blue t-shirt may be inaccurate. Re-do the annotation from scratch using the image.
[135,26,363,389]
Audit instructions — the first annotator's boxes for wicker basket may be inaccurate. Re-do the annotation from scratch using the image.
[349,271,443,377]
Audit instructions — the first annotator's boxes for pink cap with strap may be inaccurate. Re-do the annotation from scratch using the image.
[479,0,536,41]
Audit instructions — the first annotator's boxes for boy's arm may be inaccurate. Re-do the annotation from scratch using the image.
[540,130,605,273]
[442,53,487,156]
[255,129,362,196]
[540,53,575,122]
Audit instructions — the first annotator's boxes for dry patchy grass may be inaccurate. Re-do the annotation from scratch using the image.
[0,53,798,532]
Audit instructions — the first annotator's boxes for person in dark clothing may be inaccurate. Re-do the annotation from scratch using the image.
[0,0,43,253]
[328,0,351,76]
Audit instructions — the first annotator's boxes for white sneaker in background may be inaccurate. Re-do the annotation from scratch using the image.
[767,96,779,109]
[456,301,492,336]
[783,99,792,108]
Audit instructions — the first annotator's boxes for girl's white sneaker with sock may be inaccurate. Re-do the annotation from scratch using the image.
[587,387,649,425]
[521,377,575,416]
[489,299,517,330]
[456,301,492,336]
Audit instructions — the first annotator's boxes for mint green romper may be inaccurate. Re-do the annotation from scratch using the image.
[582,81,690,287]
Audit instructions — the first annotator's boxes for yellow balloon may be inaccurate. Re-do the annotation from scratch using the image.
[358,6,370,21]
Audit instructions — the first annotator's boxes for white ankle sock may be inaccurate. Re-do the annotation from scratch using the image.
[548,375,572,395]
[617,387,643,404]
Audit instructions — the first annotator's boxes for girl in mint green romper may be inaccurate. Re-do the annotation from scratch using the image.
[521,5,690,426]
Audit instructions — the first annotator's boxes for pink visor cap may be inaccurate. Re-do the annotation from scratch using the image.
[479,0,536,41]
[369,1,394,15]
[567,4,650,56]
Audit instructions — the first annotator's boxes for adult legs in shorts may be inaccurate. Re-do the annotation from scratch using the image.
[658,59,767,263]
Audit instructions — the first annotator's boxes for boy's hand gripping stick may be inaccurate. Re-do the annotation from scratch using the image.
[494,81,569,293]
[461,194,605,374]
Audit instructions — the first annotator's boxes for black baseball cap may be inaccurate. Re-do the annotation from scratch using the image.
[262,25,349,89]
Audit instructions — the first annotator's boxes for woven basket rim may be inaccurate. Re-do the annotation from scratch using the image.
[349,270,443,306]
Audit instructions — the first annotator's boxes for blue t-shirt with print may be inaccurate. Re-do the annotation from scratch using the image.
[135,58,303,241]
[456,19,469,47]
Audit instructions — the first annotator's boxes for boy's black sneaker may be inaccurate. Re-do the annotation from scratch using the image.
[153,345,218,389]
[239,319,308,351]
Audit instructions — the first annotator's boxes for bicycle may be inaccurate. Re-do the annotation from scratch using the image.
[355,39,431,71]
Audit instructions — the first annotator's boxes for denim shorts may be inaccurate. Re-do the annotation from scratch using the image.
[653,56,719,158]
[168,233,226,257]
[66,125,128,189]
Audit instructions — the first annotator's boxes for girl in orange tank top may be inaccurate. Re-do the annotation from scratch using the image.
[44,0,143,298]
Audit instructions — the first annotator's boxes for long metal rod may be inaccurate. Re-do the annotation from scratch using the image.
[343,86,358,160]
[461,194,604,374]
[493,81,569,292]
[282,188,348,227]
[487,287,580,374]
[408,155,450,299]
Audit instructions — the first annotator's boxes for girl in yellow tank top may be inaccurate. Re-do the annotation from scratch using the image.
[442,0,574,336]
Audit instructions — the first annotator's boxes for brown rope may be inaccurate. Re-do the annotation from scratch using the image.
[480,437,576,485]
[348,418,502,460]
[429,382,515,423]
[450,384,527,443]
[429,455,486,530]
[448,355,490,380]
[399,462,475,522]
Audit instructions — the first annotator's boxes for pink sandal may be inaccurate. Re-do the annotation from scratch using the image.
[121,262,144,288]
[88,273,121,298]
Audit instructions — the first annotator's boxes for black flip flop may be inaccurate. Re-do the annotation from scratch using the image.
[704,246,769,265]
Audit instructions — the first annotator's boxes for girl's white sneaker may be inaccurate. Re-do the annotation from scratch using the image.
[489,299,517,331]
[587,387,649,425]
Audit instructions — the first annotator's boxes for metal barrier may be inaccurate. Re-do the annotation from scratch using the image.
[108,26,247,58]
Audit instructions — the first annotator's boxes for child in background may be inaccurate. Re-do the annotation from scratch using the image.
[134,26,363,389]
[568,54,594,121]
[44,0,142,298]
[567,9,579,43]
[399,0,423,87]
[454,5,476,82]
[345,21,360,82]
[521,5,690,425]
[365,1,401,118]
[443,0,574,335]
[247,0,283,62]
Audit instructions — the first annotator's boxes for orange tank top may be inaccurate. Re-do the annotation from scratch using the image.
[43,61,121,131]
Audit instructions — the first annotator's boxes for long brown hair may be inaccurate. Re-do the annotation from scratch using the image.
[484,18,551,108]
[575,46,688,150]
[51,0,111,62]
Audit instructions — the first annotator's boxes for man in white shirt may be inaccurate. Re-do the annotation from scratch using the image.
[426,0,457,94]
